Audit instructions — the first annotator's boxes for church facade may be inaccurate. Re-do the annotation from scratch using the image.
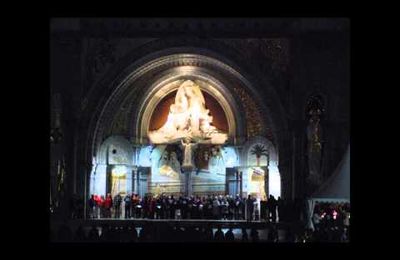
[50,18,350,217]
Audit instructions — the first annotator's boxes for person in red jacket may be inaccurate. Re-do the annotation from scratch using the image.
[104,193,113,218]
[97,195,105,218]
[93,194,101,218]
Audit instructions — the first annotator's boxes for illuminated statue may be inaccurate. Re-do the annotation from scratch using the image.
[169,152,180,173]
[209,146,225,176]
[148,80,228,145]
[158,149,180,178]
[181,137,197,168]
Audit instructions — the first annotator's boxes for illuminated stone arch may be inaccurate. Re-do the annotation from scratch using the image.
[242,136,278,167]
[136,65,241,145]
[84,46,285,164]
[242,136,281,198]
[78,41,289,199]
[90,135,134,196]
[96,135,134,165]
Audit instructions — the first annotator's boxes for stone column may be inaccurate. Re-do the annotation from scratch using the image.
[235,171,239,196]
[239,171,243,197]
[265,167,269,198]
[83,164,88,220]
[105,165,112,195]
[183,168,193,196]
[187,170,192,196]
[126,166,132,195]
[135,167,141,195]
[181,141,195,196]
[132,166,138,194]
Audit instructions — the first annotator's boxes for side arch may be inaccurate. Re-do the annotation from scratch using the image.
[96,135,134,166]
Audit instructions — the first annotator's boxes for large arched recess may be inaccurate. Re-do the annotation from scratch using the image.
[75,38,288,197]
[134,62,243,145]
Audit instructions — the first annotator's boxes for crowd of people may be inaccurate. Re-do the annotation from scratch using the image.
[52,222,348,243]
[52,198,350,243]
[51,193,350,243]
[308,201,350,242]
[312,202,350,229]
[53,223,261,243]
[88,193,290,222]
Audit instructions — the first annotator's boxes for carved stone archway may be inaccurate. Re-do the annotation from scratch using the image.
[76,40,289,200]
[136,64,241,145]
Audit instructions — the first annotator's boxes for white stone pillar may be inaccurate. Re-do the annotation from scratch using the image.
[94,164,107,196]
[182,167,193,196]
[126,166,132,195]
[132,167,138,194]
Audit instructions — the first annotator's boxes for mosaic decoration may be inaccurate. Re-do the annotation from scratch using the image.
[233,86,264,138]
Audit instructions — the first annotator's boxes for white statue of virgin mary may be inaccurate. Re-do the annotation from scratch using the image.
[148,80,227,145]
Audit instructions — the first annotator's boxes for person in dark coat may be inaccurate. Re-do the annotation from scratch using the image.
[161,196,168,219]
[114,193,122,218]
[212,196,220,219]
[277,196,283,222]
[214,226,225,242]
[246,195,254,221]
[169,196,175,219]
[228,196,233,218]
[199,196,205,219]
[221,197,229,220]
[206,197,213,219]
[124,193,132,219]
[225,227,235,241]
[155,197,162,219]
[104,194,113,218]
[250,228,259,242]
[149,197,156,219]
[268,195,277,222]
[174,197,181,219]
[142,196,149,219]
[204,226,214,241]
[87,225,100,242]
[241,196,247,220]
[88,194,96,219]
[181,196,188,219]
[241,228,249,242]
